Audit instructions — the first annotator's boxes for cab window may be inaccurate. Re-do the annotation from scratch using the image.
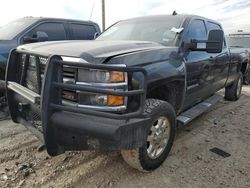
[187,19,207,40]
[207,21,221,31]
[70,24,97,40]
[26,22,67,40]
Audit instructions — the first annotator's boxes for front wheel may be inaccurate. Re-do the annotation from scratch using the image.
[225,73,243,101]
[121,99,176,172]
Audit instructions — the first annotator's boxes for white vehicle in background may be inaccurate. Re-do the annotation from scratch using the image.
[227,31,250,84]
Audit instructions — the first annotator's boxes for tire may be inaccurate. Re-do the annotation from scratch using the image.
[225,73,243,101]
[121,99,176,172]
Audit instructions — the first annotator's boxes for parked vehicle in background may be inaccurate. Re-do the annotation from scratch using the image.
[0,17,101,96]
[6,14,245,171]
[227,32,250,84]
[227,32,250,48]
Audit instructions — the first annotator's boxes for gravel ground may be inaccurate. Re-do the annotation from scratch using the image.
[0,86,250,188]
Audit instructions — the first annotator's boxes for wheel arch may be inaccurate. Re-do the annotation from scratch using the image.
[146,78,186,114]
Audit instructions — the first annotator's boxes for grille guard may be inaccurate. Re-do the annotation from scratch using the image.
[6,49,149,155]
[6,49,148,120]
[42,55,148,120]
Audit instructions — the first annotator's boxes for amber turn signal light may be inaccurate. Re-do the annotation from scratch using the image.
[108,95,124,106]
[110,71,125,83]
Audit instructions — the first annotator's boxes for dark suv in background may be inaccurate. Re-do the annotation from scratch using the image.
[0,17,101,95]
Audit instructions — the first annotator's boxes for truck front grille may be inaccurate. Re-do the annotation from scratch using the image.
[62,67,78,102]
[18,53,77,102]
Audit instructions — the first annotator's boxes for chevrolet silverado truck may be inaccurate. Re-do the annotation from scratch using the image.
[6,14,244,171]
[0,17,100,98]
[227,32,250,84]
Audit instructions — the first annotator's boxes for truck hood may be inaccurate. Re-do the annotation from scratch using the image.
[17,40,178,66]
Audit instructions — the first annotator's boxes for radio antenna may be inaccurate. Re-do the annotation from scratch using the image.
[89,1,95,20]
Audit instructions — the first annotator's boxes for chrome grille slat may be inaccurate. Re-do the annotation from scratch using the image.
[19,54,77,102]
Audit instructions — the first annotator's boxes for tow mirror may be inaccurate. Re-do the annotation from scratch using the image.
[23,31,49,43]
[206,29,224,53]
[189,29,224,53]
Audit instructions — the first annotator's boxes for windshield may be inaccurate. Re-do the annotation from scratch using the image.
[0,18,37,40]
[227,35,250,48]
[97,17,184,46]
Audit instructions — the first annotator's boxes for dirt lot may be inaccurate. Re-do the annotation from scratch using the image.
[0,87,250,188]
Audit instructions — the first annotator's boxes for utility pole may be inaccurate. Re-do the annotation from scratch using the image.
[102,0,105,31]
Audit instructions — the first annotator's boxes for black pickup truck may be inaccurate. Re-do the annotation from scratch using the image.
[6,14,244,171]
[0,17,100,96]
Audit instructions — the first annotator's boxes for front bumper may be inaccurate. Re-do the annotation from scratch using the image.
[6,50,149,156]
[49,111,150,154]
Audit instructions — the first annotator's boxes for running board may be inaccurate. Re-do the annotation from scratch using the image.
[177,93,223,126]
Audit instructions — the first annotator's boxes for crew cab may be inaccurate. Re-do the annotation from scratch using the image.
[0,17,100,96]
[6,14,244,171]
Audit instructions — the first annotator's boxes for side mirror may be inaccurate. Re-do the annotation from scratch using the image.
[188,29,224,53]
[23,31,49,43]
[206,29,224,53]
[94,32,100,39]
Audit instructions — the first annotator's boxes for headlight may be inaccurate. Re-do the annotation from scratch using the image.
[76,68,127,109]
[95,70,111,82]
[78,69,125,83]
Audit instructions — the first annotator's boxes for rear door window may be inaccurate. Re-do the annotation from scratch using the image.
[206,22,221,31]
[70,23,97,40]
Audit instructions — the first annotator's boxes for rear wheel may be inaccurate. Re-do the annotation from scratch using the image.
[225,73,243,101]
[121,99,176,172]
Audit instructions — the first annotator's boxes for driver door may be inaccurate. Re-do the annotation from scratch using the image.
[183,19,214,110]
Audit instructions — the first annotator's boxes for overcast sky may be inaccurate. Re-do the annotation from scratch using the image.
[0,0,250,34]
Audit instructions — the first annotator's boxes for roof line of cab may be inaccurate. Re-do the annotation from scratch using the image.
[18,16,97,25]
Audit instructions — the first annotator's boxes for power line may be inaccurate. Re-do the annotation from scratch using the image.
[89,2,95,20]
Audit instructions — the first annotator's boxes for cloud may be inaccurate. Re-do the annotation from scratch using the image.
[223,0,250,11]
[63,6,88,20]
